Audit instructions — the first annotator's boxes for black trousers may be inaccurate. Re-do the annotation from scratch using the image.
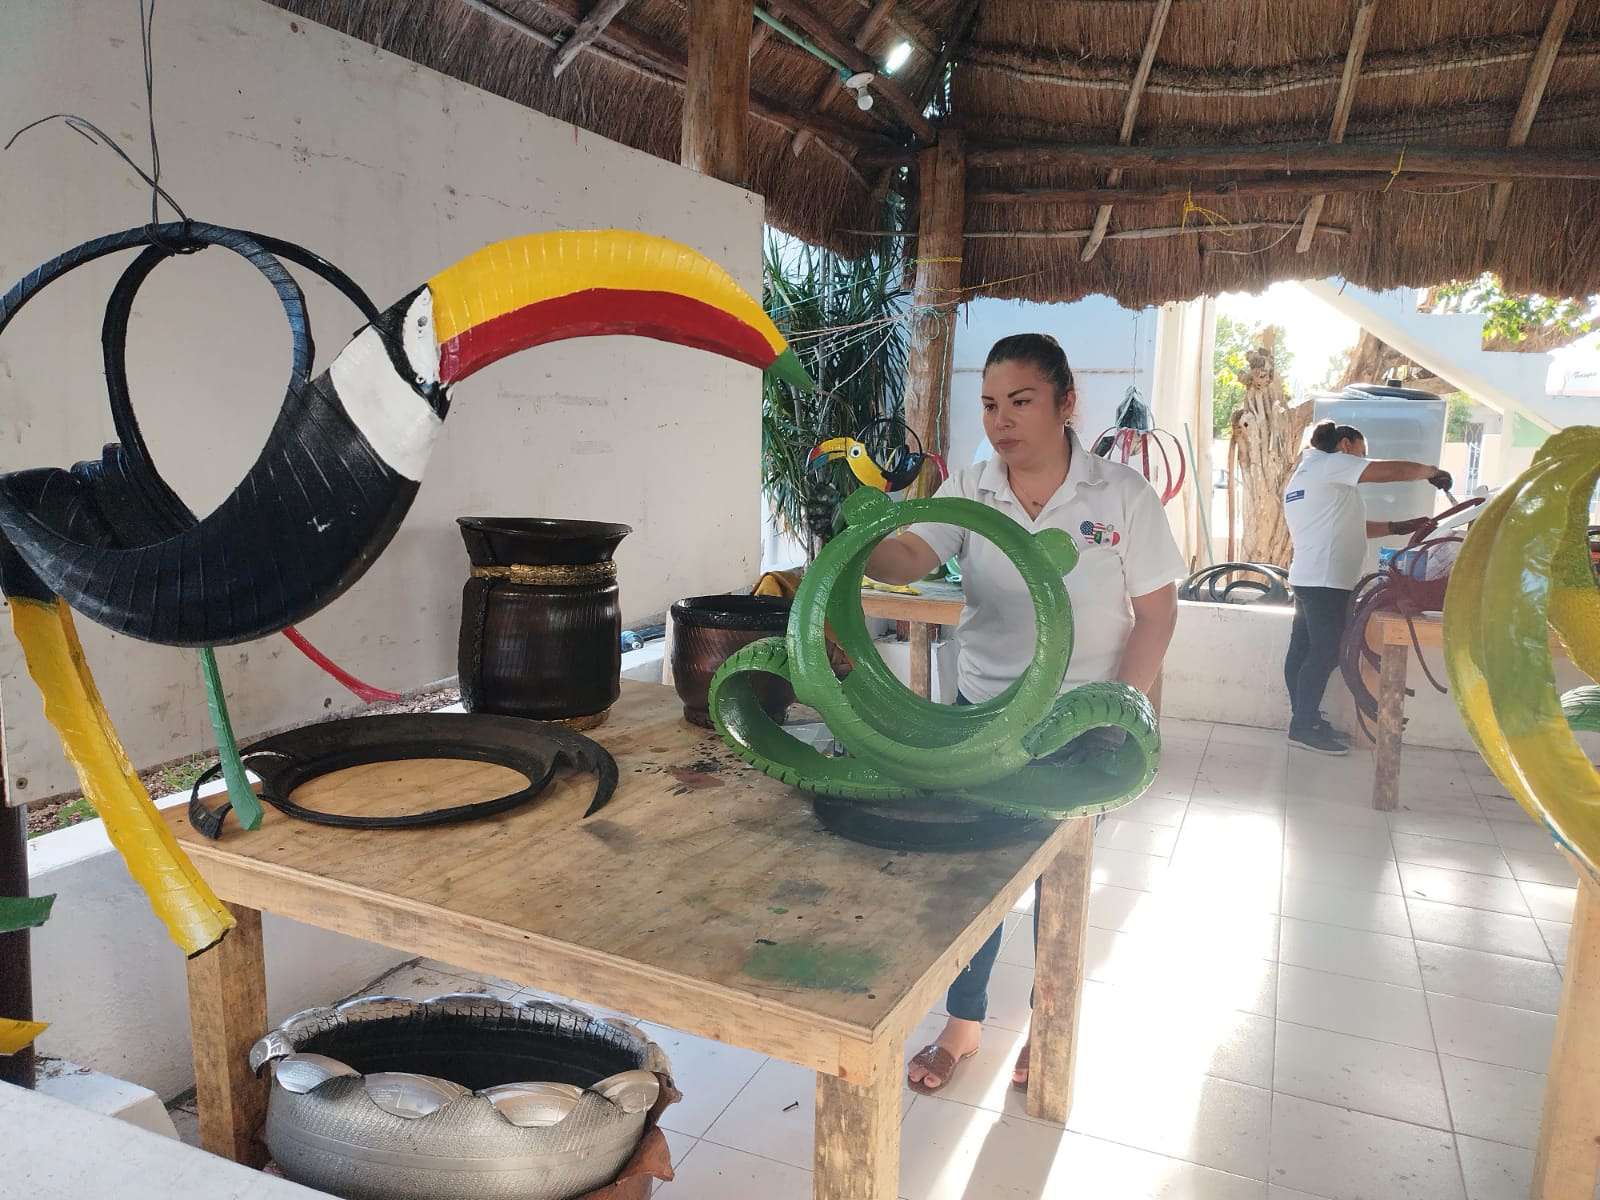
[1284,586,1353,731]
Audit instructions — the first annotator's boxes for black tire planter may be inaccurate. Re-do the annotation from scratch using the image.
[669,595,794,728]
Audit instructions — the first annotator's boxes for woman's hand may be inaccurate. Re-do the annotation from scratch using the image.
[864,531,940,586]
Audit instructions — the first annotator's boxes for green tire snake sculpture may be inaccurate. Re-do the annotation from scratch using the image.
[707,487,1162,819]
[1443,426,1600,879]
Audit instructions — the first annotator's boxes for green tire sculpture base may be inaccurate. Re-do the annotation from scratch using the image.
[707,488,1161,821]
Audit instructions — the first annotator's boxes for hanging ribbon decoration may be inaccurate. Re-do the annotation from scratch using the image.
[1092,386,1188,505]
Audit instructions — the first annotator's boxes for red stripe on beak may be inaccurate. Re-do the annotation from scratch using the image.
[437,288,779,385]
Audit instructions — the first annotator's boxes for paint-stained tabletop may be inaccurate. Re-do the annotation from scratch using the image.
[165,680,1072,1073]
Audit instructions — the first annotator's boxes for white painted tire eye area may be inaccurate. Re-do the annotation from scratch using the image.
[329,323,443,482]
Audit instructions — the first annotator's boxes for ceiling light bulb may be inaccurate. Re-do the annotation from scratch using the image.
[856,91,874,111]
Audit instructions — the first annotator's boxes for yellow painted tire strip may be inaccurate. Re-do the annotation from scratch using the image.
[0,1018,48,1055]
[9,597,233,955]
[427,230,786,353]
[1444,426,1600,878]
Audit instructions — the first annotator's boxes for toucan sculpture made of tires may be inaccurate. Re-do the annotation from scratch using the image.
[0,222,809,958]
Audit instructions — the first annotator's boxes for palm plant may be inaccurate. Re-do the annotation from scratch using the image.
[761,225,910,553]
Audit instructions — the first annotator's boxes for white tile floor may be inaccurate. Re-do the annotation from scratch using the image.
[266,718,1583,1199]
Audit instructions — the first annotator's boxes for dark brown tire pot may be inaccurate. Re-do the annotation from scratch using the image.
[669,595,794,729]
[458,518,632,727]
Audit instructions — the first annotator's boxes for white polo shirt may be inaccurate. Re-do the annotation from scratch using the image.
[1283,448,1372,590]
[908,435,1186,703]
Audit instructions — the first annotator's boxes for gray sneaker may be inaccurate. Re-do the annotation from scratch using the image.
[1289,725,1350,755]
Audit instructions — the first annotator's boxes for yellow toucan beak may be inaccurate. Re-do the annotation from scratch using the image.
[426,230,811,389]
[808,437,854,470]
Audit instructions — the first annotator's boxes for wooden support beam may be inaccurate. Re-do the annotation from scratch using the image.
[843,220,1350,243]
[457,0,561,49]
[187,905,270,1166]
[920,0,981,118]
[552,0,636,76]
[964,141,1600,180]
[1487,0,1578,241]
[759,0,936,140]
[901,131,964,497]
[962,34,1600,101]
[682,0,754,183]
[790,0,895,157]
[1081,0,1173,263]
[1297,0,1379,252]
[970,171,1500,206]
[1533,854,1600,1199]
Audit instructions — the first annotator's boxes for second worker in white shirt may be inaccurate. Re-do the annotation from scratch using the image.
[1280,419,1452,755]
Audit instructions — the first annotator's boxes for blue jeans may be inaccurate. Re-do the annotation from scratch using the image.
[943,691,1100,1023]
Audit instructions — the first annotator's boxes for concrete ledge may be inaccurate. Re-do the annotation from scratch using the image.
[35,1058,178,1139]
[1,1082,322,1198]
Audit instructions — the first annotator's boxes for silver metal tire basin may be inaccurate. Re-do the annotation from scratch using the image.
[251,994,671,1200]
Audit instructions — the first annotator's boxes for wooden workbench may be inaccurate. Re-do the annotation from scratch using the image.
[1370,613,1568,811]
[168,680,1095,1200]
[859,579,964,699]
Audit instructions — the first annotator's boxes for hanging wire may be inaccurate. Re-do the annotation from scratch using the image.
[5,0,190,238]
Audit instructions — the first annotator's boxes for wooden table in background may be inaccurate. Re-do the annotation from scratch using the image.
[1537,853,1600,1199]
[858,580,964,698]
[1370,613,1568,811]
[169,681,1096,1200]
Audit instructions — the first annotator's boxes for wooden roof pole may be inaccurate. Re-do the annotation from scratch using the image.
[790,0,896,157]
[1080,0,1173,264]
[1486,0,1577,242]
[971,171,1516,206]
[681,0,753,184]
[551,0,636,76]
[1296,0,1378,253]
[963,142,1600,179]
[903,131,965,497]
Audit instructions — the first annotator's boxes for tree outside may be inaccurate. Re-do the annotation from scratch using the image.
[1427,274,1597,351]
[1213,314,1293,434]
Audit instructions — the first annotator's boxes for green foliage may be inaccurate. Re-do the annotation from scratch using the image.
[762,226,911,542]
[1212,315,1294,434]
[1321,345,1353,391]
[1445,393,1474,443]
[1433,274,1596,345]
[156,758,207,796]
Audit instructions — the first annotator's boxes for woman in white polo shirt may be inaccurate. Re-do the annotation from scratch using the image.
[1281,419,1451,755]
[863,333,1186,1095]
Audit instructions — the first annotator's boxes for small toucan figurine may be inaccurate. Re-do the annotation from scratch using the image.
[807,417,947,493]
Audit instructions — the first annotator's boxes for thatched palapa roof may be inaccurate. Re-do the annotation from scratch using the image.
[269,0,1600,307]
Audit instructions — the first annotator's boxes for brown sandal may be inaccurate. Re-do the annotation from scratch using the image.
[907,1043,977,1095]
[1010,1041,1030,1091]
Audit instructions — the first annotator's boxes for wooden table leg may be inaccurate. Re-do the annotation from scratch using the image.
[1533,863,1600,1199]
[1373,639,1408,812]
[815,1063,900,1199]
[186,904,269,1166]
[908,621,933,700]
[1027,815,1094,1124]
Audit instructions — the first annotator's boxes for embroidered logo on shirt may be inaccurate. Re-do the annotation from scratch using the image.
[1080,519,1120,546]
[1285,489,1306,502]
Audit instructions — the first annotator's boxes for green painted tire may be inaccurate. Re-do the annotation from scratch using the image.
[707,488,1161,819]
